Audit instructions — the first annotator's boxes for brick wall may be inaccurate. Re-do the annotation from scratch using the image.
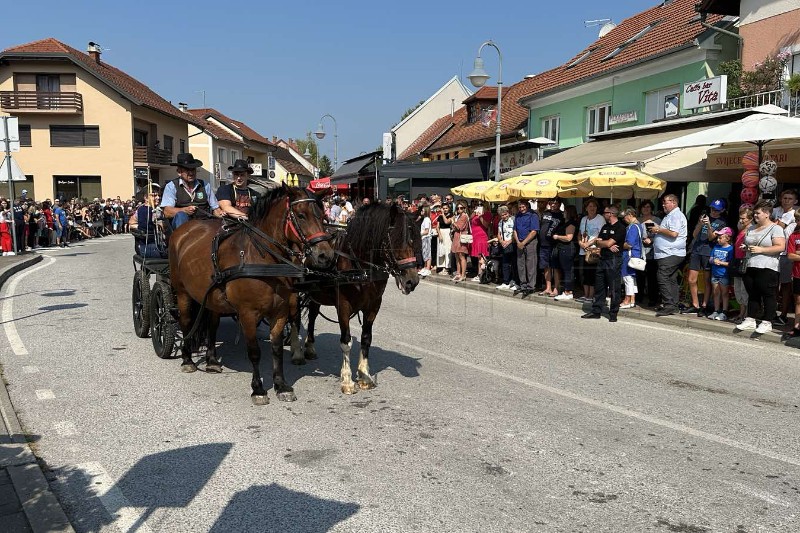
[740,9,800,68]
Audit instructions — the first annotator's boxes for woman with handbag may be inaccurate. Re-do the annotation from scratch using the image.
[578,199,603,302]
[736,201,785,334]
[638,200,661,307]
[436,204,453,275]
[731,207,753,325]
[621,208,644,309]
[469,201,492,281]
[450,201,471,282]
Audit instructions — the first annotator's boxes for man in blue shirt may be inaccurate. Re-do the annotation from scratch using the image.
[513,200,539,293]
[159,153,221,229]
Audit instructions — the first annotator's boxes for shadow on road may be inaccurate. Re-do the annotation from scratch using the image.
[50,442,359,532]
[0,303,88,325]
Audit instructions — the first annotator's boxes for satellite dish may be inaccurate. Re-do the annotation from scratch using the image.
[599,22,617,38]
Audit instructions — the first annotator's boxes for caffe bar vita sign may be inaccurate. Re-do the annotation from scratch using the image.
[683,75,727,110]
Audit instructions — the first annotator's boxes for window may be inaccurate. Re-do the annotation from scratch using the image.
[567,50,592,69]
[587,103,611,136]
[217,148,227,164]
[19,125,31,146]
[246,156,255,164]
[231,150,239,162]
[179,139,186,153]
[53,176,101,202]
[601,21,660,61]
[50,126,99,147]
[1,175,33,199]
[542,115,560,144]
[467,103,481,124]
[133,129,148,147]
[163,135,173,154]
[645,85,681,123]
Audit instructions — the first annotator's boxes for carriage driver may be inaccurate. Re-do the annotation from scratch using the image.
[216,159,260,220]
[159,153,223,229]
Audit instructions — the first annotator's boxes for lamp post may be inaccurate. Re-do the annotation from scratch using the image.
[468,40,502,181]
[314,114,337,171]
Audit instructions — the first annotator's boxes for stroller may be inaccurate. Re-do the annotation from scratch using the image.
[478,240,503,285]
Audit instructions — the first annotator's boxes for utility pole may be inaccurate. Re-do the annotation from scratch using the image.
[2,116,18,255]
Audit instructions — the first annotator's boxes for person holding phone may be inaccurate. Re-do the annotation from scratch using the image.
[684,199,727,316]
[638,200,661,307]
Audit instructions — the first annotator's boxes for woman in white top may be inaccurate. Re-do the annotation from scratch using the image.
[419,205,432,277]
[736,200,785,334]
[577,199,604,302]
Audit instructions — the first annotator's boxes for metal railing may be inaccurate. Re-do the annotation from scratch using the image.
[0,91,83,112]
[134,146,173,165]
[725,89,784,110]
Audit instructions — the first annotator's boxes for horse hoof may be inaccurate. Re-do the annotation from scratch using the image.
[277,391,297,402]
[358,380,376,390]
[304,347,318,360]
[251,394,269,406]
[181,363,197,373]
[341,384,357,395]
[205,363,223,373]
[291,357,306,366]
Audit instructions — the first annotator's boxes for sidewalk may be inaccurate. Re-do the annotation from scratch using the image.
[0,253,74,533]
[422,272,799,346]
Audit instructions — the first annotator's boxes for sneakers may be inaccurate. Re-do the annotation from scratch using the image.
[497,283,510,290]
[736,317,757,331]
[707,312,719,321]
[472,275,481,282]
[554,292,573,301]
[755,321,773,334]
[619,303,635,309]
[655,307,678,317]
[418,268,430,277]
[715,312,727,321]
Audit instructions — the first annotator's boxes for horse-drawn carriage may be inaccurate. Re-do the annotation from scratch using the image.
[130,184,421,404]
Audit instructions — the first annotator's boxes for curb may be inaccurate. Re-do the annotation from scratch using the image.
[0,253,75,533]
[421,273,793,346]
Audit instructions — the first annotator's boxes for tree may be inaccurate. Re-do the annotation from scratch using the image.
[294,134,319,163]
[318,155,333,178]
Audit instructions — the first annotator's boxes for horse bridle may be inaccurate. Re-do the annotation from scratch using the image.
[283,197,333,257]
[383,216,417,276]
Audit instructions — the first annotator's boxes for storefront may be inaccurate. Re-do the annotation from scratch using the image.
[380,157,489,200]
[330,151,381,200]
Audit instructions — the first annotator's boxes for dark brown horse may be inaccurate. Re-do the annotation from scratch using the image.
[168,184,334,404]
[291,203,421,394]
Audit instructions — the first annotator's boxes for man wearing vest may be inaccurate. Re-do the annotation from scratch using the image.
[159,153,222,229]
[216,159,260,220]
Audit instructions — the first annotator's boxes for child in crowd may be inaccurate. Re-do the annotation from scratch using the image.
[708,227,734,321]
[785,210,800,338]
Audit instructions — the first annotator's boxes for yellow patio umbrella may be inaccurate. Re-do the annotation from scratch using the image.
[506,172,589,199]
[480,176,529,203]
[572,166,666,199]
[450,180,496,199]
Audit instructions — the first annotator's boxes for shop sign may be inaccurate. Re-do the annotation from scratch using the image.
[490,147,537,177]
[609,111,637,125]
[706,147,800,170]
[250,163,262,176]
[683,75,727,110]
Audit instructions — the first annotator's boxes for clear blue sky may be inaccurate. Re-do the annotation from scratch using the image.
[4,0,658,166]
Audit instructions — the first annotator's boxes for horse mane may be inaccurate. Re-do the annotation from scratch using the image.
[345,204,392,257]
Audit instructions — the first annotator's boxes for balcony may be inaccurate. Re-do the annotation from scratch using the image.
[134,146,173,166]
[0,91,83,113]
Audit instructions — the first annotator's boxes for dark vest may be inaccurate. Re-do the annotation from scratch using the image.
[172,178,211,216]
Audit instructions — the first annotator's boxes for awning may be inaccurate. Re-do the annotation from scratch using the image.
[309,177,349,191]
[330,153,377,184]
[505,126,714,180]
[381,157,489,180]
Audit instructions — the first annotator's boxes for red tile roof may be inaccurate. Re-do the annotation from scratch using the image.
[193,117,244,145]
[519,0,724,102]
[188,108,273,146]
[1,38,201,126]
[272,146,312,178]
[463,86,498,103]
[397,114,455,160]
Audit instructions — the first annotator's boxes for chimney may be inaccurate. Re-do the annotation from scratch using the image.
[178,102,188,112]
[272,136,277,142]
[87,42,101,64]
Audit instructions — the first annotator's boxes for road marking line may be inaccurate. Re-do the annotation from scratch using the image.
[21,366,39,374]
[76,461,154,533]
[1,256,55,356]
[396,340,800,467]
[420,282,776,350]
[35,389,55,400]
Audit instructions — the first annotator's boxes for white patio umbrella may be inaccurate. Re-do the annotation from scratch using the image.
[633,112,800,164]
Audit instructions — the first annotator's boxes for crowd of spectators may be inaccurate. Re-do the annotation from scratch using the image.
[0,192,138,255]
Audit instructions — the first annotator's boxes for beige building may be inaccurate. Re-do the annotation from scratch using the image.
[0,38,199,200]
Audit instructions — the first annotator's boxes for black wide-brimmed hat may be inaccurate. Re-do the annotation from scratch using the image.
[228,159,254,174]
[170,153,203,169]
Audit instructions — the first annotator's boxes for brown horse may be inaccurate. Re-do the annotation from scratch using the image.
[291,203,421,394]
[168,184,334,405]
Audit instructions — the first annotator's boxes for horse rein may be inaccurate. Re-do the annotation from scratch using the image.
[283,197,333,257]
[383,218,418,277]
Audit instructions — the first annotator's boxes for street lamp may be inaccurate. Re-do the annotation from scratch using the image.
[468,40,502,182]
[314,114,338,171]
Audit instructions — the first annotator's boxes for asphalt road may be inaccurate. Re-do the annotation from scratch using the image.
[1,235,799,532]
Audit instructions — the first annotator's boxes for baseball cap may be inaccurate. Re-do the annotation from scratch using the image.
[21,189,27,194]
[710,199,726,211]
[717,226,733,236]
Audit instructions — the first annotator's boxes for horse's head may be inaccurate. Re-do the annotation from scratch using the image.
[386,203,420,295]
[252,184,334,269]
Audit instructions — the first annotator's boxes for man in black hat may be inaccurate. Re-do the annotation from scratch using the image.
[216,159,260,220]
[159,153,222,229]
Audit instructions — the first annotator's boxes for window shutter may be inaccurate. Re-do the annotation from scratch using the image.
[50,126,100,147]
[19,125,32,146]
